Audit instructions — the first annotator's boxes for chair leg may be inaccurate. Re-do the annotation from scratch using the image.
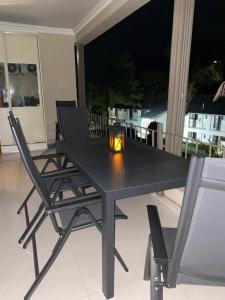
[83,208,129,272]
[24,209,82,300]
[23,213,47,249]
[17,186,35,215]
[150,238,163,300]
[144,237,150,280]
[18,203,44,244]
[24,203,39,278]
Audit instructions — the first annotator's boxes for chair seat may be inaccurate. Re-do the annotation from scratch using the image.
[59,203,127,231]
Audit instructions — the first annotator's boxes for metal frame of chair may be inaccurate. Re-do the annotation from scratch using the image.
[8,112,75,216]
[16,153,73,214]
[145,155,225,300]
[8,112,81,241]
[8,113,128,300]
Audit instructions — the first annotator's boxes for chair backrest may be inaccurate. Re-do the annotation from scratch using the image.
[56,100,76,108]
[167,155,225,287]
[55,100,77,140]
[56,101,90,141]
[8,112,51,208]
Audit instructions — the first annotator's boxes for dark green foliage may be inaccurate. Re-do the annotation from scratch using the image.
[85,42,144,112]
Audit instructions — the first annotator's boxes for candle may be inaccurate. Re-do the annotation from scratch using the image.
[114,137,122,151]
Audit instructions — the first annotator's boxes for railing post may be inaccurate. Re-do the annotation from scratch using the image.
[195,140,199,155]
[156,123,164,196]
[185,139,188,159]
[124,123,127,137]
[151,130,155,147]
[209,144,212,158]
[105,117,108,137]
[156,123,163,150]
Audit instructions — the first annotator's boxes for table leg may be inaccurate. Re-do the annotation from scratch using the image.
[102,195,115,299]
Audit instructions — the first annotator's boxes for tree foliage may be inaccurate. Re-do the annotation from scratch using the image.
[86,43,144,112]
[186,63,224,107]
[141,71,169,106]
[140,63,223,108]
[86,39,224,113]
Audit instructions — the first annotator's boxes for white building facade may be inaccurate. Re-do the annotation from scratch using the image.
[183,113,225,145]
[109,106,225,146]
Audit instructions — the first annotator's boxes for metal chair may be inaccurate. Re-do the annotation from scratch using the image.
[56,100,91,141]
[9,112,87,243]
[8,114,128,300]
[8,111,77,216]
[55,100,76,140]
[145,155,225,300]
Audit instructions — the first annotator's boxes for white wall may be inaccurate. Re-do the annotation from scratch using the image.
[38,33,77,142]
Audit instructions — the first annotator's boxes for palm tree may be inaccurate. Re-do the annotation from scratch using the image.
[213,81,225,102]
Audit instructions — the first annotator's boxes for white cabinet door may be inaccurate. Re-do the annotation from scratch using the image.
[3,33,46,145]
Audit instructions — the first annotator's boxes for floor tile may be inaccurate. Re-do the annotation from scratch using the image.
[182,285,225,300]
[89,280,149,300]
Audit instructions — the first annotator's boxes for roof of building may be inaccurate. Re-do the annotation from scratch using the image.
[188,95,225,115]
[141,101,167,118]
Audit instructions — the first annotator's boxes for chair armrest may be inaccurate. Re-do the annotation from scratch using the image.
[46,192,102,213]
[32,153,65,161]
[147,205,168,264]
[41,167,79,180]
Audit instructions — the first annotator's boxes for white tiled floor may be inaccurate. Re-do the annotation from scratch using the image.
[0,153,225,300]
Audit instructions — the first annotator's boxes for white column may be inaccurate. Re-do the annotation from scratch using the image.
[166,0,195,155]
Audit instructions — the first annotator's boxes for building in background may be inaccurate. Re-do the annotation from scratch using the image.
[109,95,225,146]
[184,96,225,146]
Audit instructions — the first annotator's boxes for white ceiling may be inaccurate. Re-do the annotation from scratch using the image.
[0,0,105,29]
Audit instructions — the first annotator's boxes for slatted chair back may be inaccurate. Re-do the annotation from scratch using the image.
[8,112,51,209]
[56,101,90,141]
[56,100,76,108]
[167,156,225,287]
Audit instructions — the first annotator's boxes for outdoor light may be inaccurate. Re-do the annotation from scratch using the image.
[109,122,125,153]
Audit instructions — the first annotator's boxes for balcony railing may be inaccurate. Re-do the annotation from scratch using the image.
[88,112,225,159]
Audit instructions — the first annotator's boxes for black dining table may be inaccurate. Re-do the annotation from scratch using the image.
[57,138,189,299]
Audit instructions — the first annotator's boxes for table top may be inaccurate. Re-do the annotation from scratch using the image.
[57,139,189,200]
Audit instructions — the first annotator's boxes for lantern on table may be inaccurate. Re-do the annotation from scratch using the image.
[108,122,125,153]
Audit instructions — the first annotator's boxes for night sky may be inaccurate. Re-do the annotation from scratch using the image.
[85,0,225,76]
